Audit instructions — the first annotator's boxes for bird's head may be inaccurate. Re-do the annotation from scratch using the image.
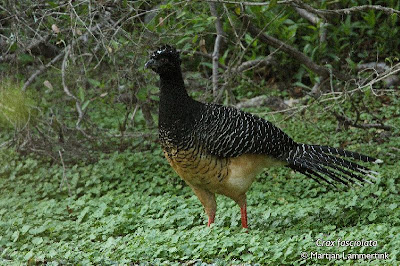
[145,45,182,75]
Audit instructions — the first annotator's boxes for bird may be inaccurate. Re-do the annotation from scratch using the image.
[145,45,381,229]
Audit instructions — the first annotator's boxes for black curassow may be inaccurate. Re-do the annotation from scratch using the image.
[145,45,381,228]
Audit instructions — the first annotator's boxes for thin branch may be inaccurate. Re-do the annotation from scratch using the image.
[202,0,400,17]
[356,63,400,92]
[184,50,227,70]
[293,1,400,16]
[239,13,351,81]
[22,20,108,91]
[209,2,224,98]
[357,62,391,72]
[292,6,328,97]
[203,0,400,16]
[357,62,400,88]
[223,3,245,50]
[61,47,76,101]
[21,52,64,91]
[294,7,320,24]
[236,95,288,110]
[232,56,275,72]
[203,0,293,6]
[233,7,287,76]
[130,103,139,125]
[0,34,54,63]
[334,112,393,131]
[58,150,71,196]
[61,46,83,126]
[213,6,288,103]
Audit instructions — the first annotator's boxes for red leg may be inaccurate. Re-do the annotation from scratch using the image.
[240,203,248,228]
[207,213,215,227]
[188,185,216,227]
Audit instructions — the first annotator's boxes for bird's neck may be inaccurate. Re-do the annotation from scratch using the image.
[159,71,187,100]
[158,69,197,129]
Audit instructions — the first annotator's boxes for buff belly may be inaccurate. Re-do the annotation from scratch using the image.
[164,147,286,200]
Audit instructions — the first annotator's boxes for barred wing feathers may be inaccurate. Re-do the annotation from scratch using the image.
[192,103,380,186]
[194,104,296,159]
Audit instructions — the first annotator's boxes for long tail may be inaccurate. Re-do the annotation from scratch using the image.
[286,144,382,186]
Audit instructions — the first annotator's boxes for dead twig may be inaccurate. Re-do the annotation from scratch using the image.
[223,3,245,50]
[58,150,71,196]
[333,112,393,131]
[232,56,275,72]
[357,62,400,88]
[0,34,54,63]
[355,63,400,94]
[21,52,65,92]
[204,0,400,16]
[61,46,85,129]
[291,1,400,16]
[236,95,288,110]
[209,2,225,98]
[22,20,108,91]
[202,0,293,6]
[294,6,320,25]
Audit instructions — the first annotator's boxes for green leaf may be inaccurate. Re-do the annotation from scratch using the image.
[235,6,241,15]
[32,237,43,245]
[21,225,31,234]
[88,78,101,88]
[12,230,19,242]
[48,249,57,257]
[78,87,85,102]
[136,87,147,101]
[9,42,17,52]
[24,251,34,261]
[19,53,34,64]
[199,62,213,69]
[82,100,90,110]
[368,212,377,222]
[169,247,178,253]
[192,34,198,44]
[242,253,254,261]
[77,206,90,223]
[268,0,278,10]
[47,1,58,8]
[160,3,172,9]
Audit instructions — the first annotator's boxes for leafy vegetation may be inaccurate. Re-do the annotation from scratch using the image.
[1,0,400,264]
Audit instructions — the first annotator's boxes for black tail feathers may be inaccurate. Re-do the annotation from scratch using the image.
[286,143,381,186]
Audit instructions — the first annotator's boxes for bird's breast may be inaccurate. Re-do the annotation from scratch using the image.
[163,142,286,200]
[163,146,230,187]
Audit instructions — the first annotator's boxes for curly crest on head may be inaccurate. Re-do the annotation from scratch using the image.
[145,45,182,73]
[150,45,180,60]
